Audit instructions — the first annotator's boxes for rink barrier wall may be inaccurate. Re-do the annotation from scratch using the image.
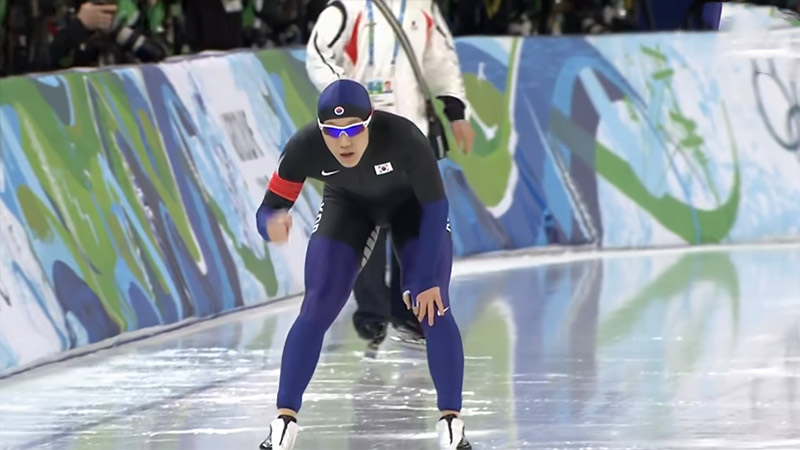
[2,30,799,374]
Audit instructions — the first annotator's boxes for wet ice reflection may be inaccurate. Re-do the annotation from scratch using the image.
[1,246,799,449]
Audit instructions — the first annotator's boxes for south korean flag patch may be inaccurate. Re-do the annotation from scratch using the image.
[374,162,394,175]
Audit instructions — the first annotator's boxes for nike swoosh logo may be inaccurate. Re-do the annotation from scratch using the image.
[321,170,340,176]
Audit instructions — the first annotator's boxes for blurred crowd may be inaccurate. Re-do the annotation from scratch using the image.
[1,0,798,77]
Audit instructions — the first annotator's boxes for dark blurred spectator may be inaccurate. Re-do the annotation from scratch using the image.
[1,0,170,76]
[182,0,243,51]
[48,1,118,69]
[4,0,798,78]
[443,0,516,35]
[637,0,723,30]
[0,0,8,74]
[727,0,799,15]
[638,0,800,31]
[439,0,554,35]
[2,0,56,75]
[242,0,326,48]
[50,0,170,69]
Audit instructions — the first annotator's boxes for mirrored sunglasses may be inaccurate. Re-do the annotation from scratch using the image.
[318,115,372,138]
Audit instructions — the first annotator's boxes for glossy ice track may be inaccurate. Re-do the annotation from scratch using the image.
[2,244,800,450]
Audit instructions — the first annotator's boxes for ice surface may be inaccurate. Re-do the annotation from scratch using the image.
[1,245,800,449]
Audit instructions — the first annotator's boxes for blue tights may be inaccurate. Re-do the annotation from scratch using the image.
[275,236,464,413]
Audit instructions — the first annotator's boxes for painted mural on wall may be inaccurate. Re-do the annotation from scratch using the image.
[2,29,799,373]
[448,30,800,251]
[0,52,323,373]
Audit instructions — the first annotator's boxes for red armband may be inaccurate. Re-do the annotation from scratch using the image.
[268,172,303,202]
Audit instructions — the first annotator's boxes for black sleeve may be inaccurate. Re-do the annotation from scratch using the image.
[261,133,310,210]
[49,14,96,70]
[437,95,466,122]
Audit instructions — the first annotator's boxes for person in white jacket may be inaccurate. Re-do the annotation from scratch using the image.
[305,0,475,351]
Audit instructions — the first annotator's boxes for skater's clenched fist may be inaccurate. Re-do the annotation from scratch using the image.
[267,211,292,243]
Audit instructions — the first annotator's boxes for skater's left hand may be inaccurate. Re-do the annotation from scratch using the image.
[404,287,446,326]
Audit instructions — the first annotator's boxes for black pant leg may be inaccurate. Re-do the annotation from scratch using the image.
[352,228,391,343]
[353,227,391,319]
[388,234,422,333]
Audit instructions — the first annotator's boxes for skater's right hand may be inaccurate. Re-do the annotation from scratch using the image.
[266,211,292,243]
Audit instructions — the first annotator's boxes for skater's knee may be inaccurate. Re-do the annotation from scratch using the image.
[420,310,458,336]
[297,290,346,329]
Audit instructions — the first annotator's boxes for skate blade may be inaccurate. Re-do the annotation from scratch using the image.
[388,335,426,349]
[363,340,381,359]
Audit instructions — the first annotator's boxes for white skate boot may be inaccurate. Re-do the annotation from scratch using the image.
[436,414,472,449]
[258,415,298,450]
